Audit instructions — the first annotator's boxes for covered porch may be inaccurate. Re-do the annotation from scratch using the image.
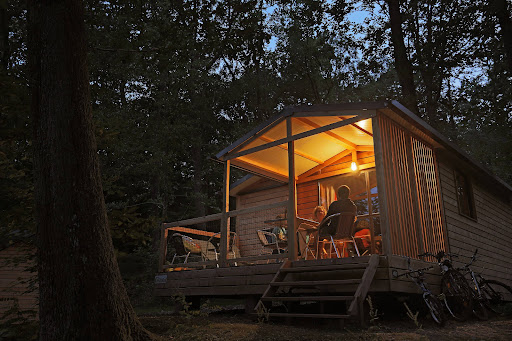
[157,101,447,271]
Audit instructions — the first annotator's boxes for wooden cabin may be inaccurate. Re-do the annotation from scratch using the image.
[155,101,512,323]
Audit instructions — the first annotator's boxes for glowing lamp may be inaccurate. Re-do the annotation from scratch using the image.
[351,161,358,171]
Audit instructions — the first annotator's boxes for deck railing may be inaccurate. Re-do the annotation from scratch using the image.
[159,200,289,271]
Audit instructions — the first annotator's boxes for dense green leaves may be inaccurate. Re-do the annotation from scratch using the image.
[1,0,510,252]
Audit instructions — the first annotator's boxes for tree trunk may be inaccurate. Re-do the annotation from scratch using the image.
[192,142,206,218]
[0,0,9,71]
[386,0,419,114]
[489,0,512,71]
[27,0,153,339]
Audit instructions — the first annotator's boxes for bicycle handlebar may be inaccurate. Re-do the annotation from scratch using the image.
[418,250,458,262]
[393,265,435,278]
[459,249,479,269]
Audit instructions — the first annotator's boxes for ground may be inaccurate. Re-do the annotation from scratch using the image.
[138,302,512,341]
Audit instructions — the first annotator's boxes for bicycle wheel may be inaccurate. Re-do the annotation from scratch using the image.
[472,298,489,320]
[424,294,446,327]
[480,279,512,316]
[442,269,473,321]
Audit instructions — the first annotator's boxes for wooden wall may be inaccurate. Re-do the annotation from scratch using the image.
[235,178,319,257]
[438,161,512,286]
[0,243,38,319]
[378,114,447,258]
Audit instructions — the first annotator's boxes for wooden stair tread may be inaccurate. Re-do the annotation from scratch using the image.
[281,264,369,273]
[261,295,354,302]
[270,279,361,286]
[265,313,351,319]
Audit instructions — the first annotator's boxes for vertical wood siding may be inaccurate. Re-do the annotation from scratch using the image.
[439,161,512,285]
[379,115,420,257]
[379,115,446,258]
[412,139,447,255]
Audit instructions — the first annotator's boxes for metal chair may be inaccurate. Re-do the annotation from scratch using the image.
[317,212,360,258]
[168,233,203,264]
[206,231,240,266]
[257,230,287,256]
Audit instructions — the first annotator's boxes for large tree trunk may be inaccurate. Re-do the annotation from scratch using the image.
[0,0,9,71]
[488,0,512,72]
[27,0,153,339]
[386,0,419,114]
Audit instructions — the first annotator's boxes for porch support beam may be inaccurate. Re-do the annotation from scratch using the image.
[225,113,375,161]
[220,160,230,267]
[258,135,322,164]
[295,117,357,150]
[298,149,352,180]
[356,145,374,151]
[232,158,290,182]
[372,114,392,256]
[337,116,374,137]
[287,117,298,261]
[296,162,376,184]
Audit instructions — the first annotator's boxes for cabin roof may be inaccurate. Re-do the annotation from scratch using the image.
[218,100,512,195]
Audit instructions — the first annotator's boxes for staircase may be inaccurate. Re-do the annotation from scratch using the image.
[254,254,380,326]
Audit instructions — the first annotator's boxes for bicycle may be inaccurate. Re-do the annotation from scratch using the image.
[392,257,446,326]
[458,249,512,317]
[419,251,473,321]
[457,249,489,320]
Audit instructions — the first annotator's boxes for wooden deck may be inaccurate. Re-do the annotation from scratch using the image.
[154,255,442,298]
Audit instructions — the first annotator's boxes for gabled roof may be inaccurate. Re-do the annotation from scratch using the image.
[217,100,512,195]
[216,101,385,160]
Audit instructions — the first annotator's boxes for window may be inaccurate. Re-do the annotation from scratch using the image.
[455,171,476,219]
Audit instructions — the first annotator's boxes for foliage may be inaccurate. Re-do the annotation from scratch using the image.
[1,0,511,261]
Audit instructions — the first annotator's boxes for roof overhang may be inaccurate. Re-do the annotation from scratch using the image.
[217,101,512,195]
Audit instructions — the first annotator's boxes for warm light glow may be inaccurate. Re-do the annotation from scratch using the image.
[355,119,369,130]
[351,161,358,171]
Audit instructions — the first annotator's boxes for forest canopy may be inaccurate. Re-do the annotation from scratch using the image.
[1,0,511,252]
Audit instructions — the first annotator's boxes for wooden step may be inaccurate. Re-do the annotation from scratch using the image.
[261,295,354,302]
[270,279,361,287]
[281,263,368,273]
[265,312,351,319]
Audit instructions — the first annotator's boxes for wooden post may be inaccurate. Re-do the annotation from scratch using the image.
[286,117,297,260]
[220,160,230,267]
[372,114,393,256]
[158,225,169,272]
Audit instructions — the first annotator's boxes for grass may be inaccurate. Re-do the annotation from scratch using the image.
[139,305,512,341]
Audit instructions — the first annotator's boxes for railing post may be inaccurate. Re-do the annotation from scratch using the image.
[287,117,297,260]
[372,115,392,256]
[220,160,230,267]
[158,225,168,272]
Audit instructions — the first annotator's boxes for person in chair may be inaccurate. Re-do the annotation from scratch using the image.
[318,185,357,257]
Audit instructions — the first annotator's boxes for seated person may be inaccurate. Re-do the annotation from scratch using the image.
[317,185,357,257]
[297,206,326,257]
[318,185,357,238]
[271,213,287,241]
[353,220,371,253]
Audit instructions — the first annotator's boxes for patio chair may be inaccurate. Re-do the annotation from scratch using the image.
[168,233,203,264]
[257,229,287,257]
[206,231,240,266]
[317,212,360,258]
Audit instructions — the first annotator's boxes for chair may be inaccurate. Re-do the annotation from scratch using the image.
[317,212,360,258]
[168,233,203,264]
[297,222,317,259]
[206,231,240,266]
[257,230,287,256]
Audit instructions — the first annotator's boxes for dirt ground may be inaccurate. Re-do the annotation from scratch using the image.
[139,308,512,341]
